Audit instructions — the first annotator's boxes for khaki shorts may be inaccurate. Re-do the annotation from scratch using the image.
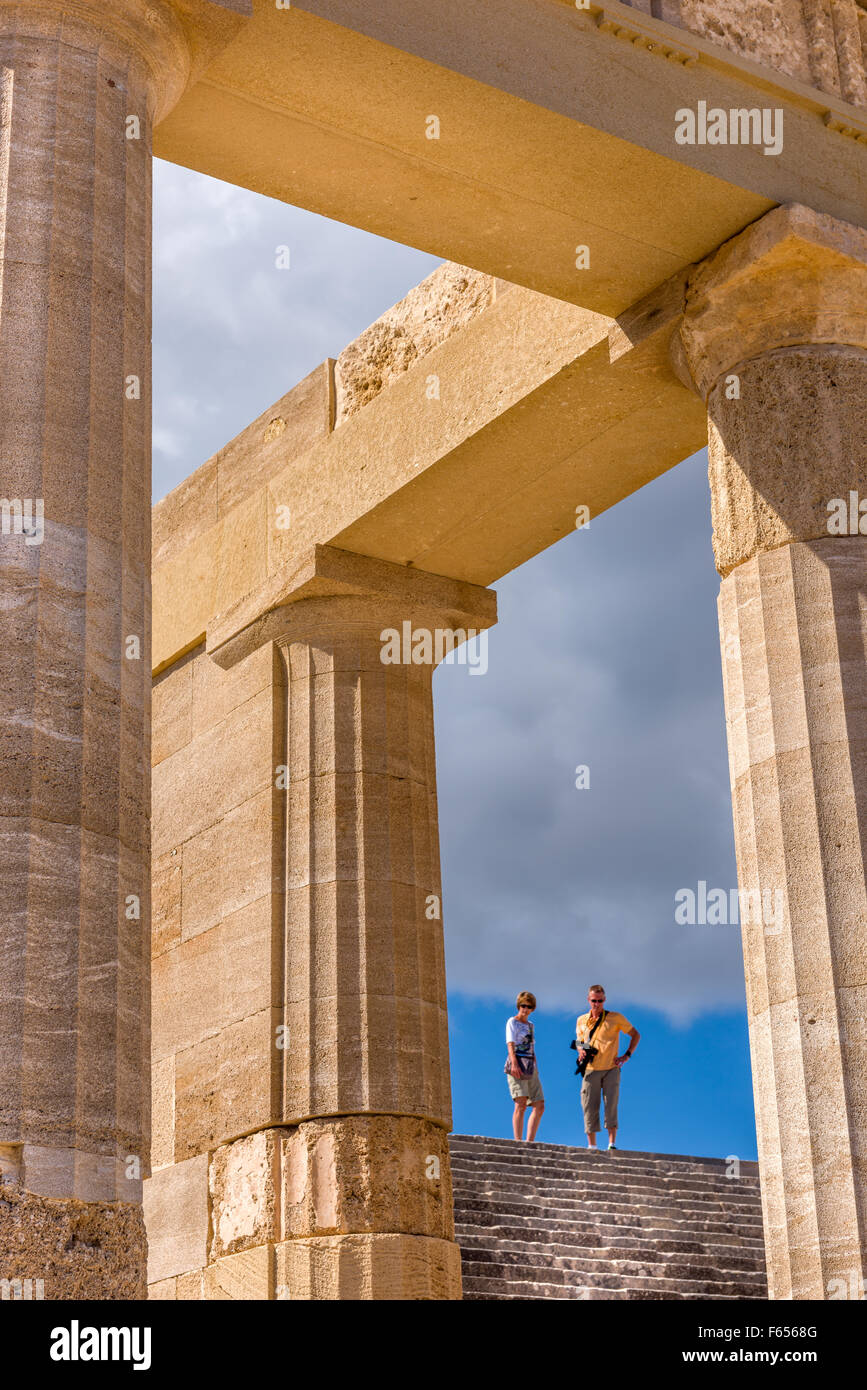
[581,1066,620,1133]
[507,1069,544,1104]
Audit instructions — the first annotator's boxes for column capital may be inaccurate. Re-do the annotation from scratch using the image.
[0,0,250,121]
[672,203,867,400]
[207,544,498,670]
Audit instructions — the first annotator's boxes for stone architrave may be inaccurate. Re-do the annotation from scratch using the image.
[672,203,867,1301]
[0,0,248,1300]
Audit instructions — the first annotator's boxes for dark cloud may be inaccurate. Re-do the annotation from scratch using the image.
[436,457,748,1025]
[153,161,440,502]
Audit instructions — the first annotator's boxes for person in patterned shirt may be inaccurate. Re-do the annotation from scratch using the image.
[505,990,545,1142]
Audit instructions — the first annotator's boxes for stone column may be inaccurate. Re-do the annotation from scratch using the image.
[0,0,244,1299]
[672,204,867,1301]
[208,546,497,1299]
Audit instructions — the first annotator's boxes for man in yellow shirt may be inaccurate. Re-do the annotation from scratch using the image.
[575,984,640,1152]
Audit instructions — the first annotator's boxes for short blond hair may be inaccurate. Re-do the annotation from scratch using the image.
[516,991,536,1010]
[588,984,606,997]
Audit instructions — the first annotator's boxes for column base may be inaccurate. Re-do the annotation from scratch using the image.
[0,1180,147,1300]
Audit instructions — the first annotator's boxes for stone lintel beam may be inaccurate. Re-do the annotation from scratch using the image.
[674,201,867,1302]
[152,276,706,677]
[153,0,867,314]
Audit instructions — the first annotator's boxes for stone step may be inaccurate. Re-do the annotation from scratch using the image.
[449,1135,760,1177]
[459,1259,767,1299]
[451,1162,761,1192]
[448,1133,767,1301]
[461,1277,764,1302]
[454,1220,766,1260]
[456,1236,767,1280]
[448,1142,760,1173]
[449,1157,762,1198]
[453,1187,761,1217]
[453,1186,764,1220]
[461,1262,766,1301]
[452,1207,764,1243]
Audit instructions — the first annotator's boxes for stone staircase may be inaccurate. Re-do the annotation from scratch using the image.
[448,1134,768,1301]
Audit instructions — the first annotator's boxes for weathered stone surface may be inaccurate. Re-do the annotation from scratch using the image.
[147,1276,177,1299]
[643,0,867,106]
[334,264,494,425]
[675,203,867,405]
[142,1152,209,1285]
[151,1056,175,1172]
[152,681,276,858]
[190,638,273,739]
[149,553,489,1297]
[153,656,193,767]
[274,1233,462,1301]
[153,897,275,1064]
[16,1145,141,1204]
[153,849,183,959]
[172,1007,279,1160]
[209,1129,280,1261]
[671,0,818,85]
[0,1180,147,1299]
[176,1269,205,1298]
[152,458,219,573]
[673,204,867,575]
[282,1117,454,1241]
[179,791,276,942]
[203,1245,273,1299]
[708,345,867,574]
[719,538,867,1300]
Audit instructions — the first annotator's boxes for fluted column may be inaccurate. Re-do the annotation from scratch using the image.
[0,0,243,1299]
[673,204,867,1301]
[208,545,496,1299]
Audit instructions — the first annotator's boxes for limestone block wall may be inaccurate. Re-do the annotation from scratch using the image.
[622,0,867,108]
[145,637,282,1292]
[150,641,283,1165]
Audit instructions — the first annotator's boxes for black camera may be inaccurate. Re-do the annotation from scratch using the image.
[570,1040,598,1077]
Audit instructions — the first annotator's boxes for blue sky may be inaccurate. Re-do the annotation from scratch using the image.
[153,161,757,1163]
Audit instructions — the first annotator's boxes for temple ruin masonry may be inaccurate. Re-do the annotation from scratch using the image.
[1,0,866,1299]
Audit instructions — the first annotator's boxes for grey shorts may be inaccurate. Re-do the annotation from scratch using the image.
[507,1070,544,1104]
